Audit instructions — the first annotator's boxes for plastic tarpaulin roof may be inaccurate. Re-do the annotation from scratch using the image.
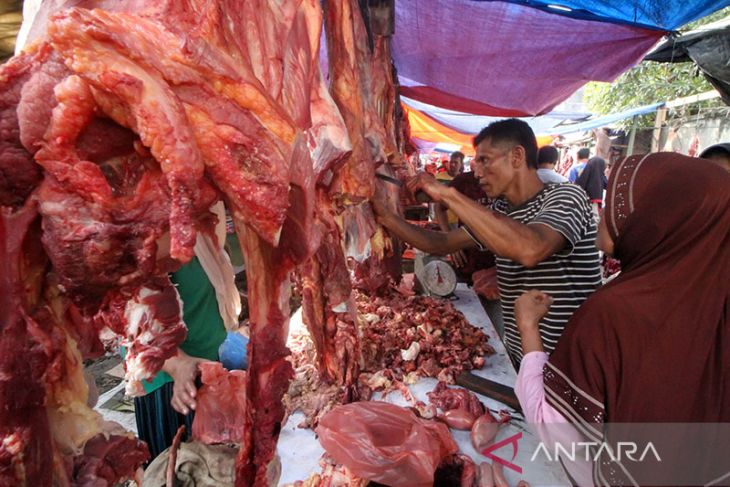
[392,0,664,116]
[401,96,590,136]
[404,104,479,154]
[480,0,730,31]
[547,101,664,135]
[404,104,553,155]
[644,17,730,104]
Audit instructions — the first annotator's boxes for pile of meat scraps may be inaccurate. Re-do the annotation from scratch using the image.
[284,286,494,426]
[356,289,494,384]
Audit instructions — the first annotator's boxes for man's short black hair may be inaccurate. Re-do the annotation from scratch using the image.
[577,148,591,160]
[451,151,465,160]
[537,145,559,165]
[473,119,538,169]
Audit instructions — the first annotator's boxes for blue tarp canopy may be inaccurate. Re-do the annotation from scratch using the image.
[548,102,664,135]
[392,1,729,120]
[473,0,730,31]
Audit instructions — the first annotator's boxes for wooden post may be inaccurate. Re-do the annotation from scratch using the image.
[626,115,638,156]
[651,106,667,152]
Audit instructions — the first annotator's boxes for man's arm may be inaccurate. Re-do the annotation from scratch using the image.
[434,202,451,232]
[408,174,567,268]
[377,209,476,255]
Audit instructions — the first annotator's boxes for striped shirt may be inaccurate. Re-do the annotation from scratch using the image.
[465,183,601,369]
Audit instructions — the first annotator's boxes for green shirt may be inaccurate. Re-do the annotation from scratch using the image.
[128,257,228,394]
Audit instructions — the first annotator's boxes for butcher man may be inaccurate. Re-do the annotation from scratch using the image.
[372,119,601,369]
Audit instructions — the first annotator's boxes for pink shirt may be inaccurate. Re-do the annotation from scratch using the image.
[515,352,594,486]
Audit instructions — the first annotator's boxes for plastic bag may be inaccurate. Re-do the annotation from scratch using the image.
[191,362,247,444]
[218,331,249,370]
[316,401,458,487]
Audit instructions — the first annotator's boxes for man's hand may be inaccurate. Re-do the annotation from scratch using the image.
[515,290,553,332]
[406,172,449,202]
[163,350,204,415]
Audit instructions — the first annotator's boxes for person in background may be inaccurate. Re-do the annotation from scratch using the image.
[435,151,465,183]
[699,142,730,171]
[536,145,569,183]
[133,205,244,460]
[568,147,590,183]
[132,257,227,459]
[575,156,607,222]
[373,119,601,367]
[435,151,476,231]
[513,152,729,485]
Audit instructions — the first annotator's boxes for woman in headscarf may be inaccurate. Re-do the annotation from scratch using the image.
[575,156,607,222]
[513,152,730,486]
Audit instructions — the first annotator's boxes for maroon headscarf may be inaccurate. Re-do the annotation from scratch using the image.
[543,153,730,485]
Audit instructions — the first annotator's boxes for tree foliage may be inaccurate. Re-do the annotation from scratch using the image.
[584,7,730,129]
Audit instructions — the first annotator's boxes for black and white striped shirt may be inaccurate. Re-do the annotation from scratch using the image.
[466,183,601,369]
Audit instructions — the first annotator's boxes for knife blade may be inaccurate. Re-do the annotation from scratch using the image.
[375,173,431,202]
[375,173,403,187]
[455,371,522,413]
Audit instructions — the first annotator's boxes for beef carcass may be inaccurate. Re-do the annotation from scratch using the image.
[3,0,395,485]
[0,46,47,208]
[324,0,387,200]
[0,202,53,486]
[300,193,361,390]
[370,36,401,164]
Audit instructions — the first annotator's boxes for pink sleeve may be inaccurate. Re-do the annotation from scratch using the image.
[515,352,595,486]
[514,351,568,424]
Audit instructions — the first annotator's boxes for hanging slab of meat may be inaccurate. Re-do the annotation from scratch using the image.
[0,203,53,486]
[324,0,387,200]
[370,36,401,164]
[3,0,364,484]
[308,67,353,180]
[0,47,48,208]
[0,200,149,486]
[300,193,361,390]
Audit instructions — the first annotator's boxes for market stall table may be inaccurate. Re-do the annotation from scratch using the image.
[277,283,571,486]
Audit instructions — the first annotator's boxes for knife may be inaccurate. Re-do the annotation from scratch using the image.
[455,372,523,413]
[375,173,431,202]
[375,173,403,187]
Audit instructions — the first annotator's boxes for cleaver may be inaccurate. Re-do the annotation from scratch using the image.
[456,371,522,413]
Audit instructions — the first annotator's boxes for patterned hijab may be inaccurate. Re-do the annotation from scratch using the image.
[544,153,730,485]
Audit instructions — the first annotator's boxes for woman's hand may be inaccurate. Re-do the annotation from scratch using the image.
[515,290,553,331]
[514,290,553,354]
[163,350,204,415]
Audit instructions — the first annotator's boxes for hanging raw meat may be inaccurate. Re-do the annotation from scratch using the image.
[324,0,387,201]
[2,0,357,485]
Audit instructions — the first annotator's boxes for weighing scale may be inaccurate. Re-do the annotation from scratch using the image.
[413,251,457,297]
